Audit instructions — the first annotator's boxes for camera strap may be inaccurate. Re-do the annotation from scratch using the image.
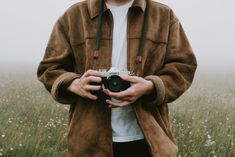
[93,0,151,74]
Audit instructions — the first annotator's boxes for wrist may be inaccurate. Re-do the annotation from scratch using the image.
[67,78,80,93]
[144,80,154,95]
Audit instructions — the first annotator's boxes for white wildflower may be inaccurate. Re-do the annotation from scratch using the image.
[207,134,211,139]
[205,139,216,147]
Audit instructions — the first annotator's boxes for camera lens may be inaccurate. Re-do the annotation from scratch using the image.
[112,81,118,87]
[107,75,122,92]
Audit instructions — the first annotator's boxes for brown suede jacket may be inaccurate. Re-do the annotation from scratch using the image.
[37,0,197,156]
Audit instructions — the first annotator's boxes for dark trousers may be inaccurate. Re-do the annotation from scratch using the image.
[113,139,151,157]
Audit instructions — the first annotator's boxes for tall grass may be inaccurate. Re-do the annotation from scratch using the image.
[170,72,235,157]
[0,71,234,157]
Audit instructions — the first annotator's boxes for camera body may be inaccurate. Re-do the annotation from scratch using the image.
[91,69,131,93]
[101,71,130,92]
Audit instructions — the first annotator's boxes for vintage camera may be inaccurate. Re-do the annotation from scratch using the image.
[91,68,132,93]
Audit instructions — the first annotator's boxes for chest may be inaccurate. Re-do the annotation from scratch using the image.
[69,9,169,77]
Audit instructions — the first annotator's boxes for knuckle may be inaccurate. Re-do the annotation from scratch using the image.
[87,69,93,73]
[129,97,135,102]
[87,69,95,75]
[84,77,89,83]
[80,92,85,97]
[82,86,87,95]
[83,85,88,90]
[106,91,112,96]
[83,93,88,97]
[134,76,139,80]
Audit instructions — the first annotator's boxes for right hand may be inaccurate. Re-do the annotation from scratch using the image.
[67,70,102,100]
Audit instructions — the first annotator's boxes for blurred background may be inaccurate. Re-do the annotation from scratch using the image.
[0,0,235,72]
[0,0,235,70]
[0,0,234,157]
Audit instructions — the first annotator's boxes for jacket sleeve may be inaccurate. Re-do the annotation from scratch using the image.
[142,11,197,108]
[37,18,81,104]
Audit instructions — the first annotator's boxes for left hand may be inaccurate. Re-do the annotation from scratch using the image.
[103,75,154,108]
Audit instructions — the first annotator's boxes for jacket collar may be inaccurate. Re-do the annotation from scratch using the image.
[88,0,146,19]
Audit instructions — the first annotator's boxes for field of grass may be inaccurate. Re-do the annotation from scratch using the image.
[0,70,234,157]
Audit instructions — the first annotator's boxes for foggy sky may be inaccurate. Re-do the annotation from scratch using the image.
[0,0,235,71]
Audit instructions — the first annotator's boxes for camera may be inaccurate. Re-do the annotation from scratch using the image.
[91,68,131,93]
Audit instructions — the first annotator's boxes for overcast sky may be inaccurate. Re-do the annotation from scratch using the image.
[0,0,235,71]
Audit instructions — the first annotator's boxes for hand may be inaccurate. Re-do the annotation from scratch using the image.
[67,70,102,100]
[103,75,154,108]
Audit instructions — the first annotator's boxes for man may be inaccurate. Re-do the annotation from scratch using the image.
[37,0,197,156]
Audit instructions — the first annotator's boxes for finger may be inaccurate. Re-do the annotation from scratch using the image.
[108,104,119,108]
[102,87,133,101]
[84,85,102,91]
[103,88,131,99]
[102,87,109,94]
[72,88,98,100]
[85,92,98,100]
[121,96,134,102]
[84,69,103,77]
[119,75,139,83]
[106,99,130,107]
[86,76,102,84]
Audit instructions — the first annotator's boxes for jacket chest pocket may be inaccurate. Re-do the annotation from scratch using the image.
[142,40,167,76]
[71,41,88,74]
[71,38,112,73]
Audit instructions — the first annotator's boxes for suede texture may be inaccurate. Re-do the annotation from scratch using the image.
[37,0,197,156]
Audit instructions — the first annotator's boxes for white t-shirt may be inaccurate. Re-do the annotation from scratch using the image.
[106,0,144,142]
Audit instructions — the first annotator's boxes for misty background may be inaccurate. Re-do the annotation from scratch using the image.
[0,0,235,74]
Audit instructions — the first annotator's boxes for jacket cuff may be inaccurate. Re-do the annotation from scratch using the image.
[141,75,165,107]
[51,72,81,104]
